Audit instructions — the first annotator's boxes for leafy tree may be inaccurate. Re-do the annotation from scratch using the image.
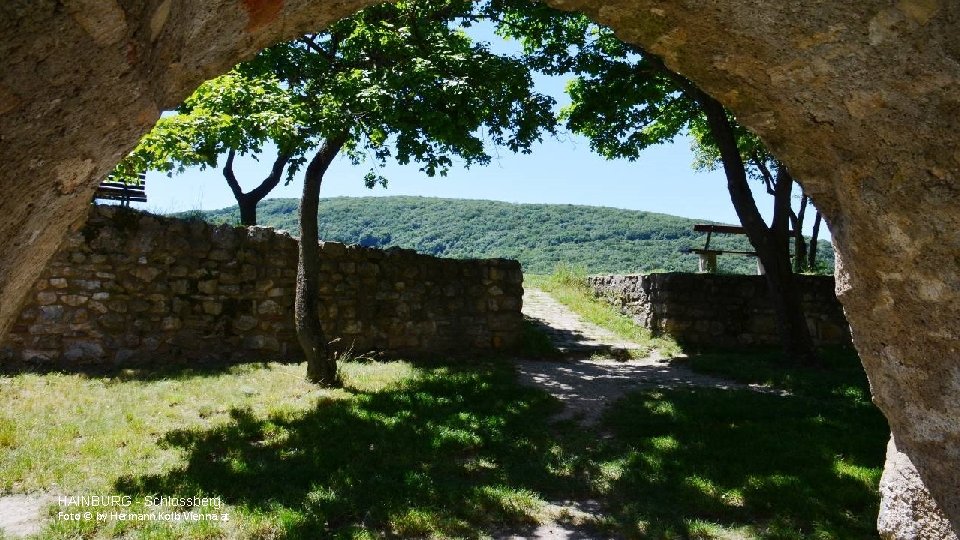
[113,71,309,225]
[498,5,819,363]
[692,129,826,273]
[138,0,552,384]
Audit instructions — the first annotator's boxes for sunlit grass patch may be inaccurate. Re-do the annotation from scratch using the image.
[527,265,681,358]
[0,362,337,495]
[338,359,418,393]
[597,349,888,538]
[2,359,573,539]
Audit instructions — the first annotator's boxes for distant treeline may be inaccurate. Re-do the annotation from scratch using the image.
[187,196,834,275]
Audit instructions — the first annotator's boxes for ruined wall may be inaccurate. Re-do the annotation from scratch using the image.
[0,206,523,367]
[2,1,960,536]
[588,273,850,348]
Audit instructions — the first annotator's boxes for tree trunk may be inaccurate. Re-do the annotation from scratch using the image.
[607,49,818,364]
[696,92,819,365]
[296,133,348,385]
[808,210,823,271]
[238,196,258,226]
[791,193,809,273]
[223,149,292,226]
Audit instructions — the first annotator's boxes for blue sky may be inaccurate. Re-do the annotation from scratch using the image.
[139,120,827,237]
[132,24,827,238]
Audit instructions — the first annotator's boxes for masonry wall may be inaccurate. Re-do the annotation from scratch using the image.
[0,206,523,367]
[588,273,850,348]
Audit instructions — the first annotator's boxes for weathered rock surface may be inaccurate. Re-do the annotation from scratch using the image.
[1,0,959,535]
[878,436,959,540]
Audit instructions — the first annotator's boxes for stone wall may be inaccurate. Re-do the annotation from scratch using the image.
[0,206,523,367]
[588,273,850,348]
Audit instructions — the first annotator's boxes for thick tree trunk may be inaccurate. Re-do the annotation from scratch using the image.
[639,49,817,364]
[791,194,809,273]
[808,211,823,271]
[223,149,292,226]
[696,92,819,365]
[296,134,348,385]
[238,196,258,226]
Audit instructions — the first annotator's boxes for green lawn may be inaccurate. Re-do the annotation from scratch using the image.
[527,266,887,538]
[596,349,888,538]
[1,361,575,539]
[0,349,887,539]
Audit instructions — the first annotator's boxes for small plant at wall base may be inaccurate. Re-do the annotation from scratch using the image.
[519,319,562,359]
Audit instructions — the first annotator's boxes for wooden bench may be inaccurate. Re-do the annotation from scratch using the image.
[93,173,146,206]
[688,224,762,274]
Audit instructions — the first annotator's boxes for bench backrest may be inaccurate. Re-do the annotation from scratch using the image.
[93,173,147,203]
[693,224,746,235]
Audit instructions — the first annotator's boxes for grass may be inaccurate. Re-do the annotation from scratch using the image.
[1,360,582,539]
[592,349,889,538]
[518,320,562,359]
[0,350,887,539]
[526,264,681,358]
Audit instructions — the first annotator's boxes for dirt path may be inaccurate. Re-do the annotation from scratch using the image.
[518,287,763,425]
[521,288,648,360]
[504,287,774,539]
[0,494,55,538]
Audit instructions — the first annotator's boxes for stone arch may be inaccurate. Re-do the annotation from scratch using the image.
[1,1,958,535]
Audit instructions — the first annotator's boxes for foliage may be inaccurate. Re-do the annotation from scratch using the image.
[112,70,308,182]
[191,196,835,275]
[497,5,697,160]
[498,3,826,275]
[500,3,826,362]
[114,0,556,189]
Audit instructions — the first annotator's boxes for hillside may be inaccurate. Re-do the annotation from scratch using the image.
[191,196,834,275]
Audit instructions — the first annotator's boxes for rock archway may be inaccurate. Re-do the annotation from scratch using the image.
[1,1,958,536]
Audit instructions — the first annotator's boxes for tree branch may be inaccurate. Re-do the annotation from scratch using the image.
[222,149,245,201]
[248,152,293,202]
[751,151,776,196]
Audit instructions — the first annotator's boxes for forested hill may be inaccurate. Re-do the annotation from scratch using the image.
[193,196,834,275]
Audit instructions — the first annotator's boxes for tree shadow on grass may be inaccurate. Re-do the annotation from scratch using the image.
[113,362,597,538]
[596,355,889,539]
[0,358,295,381]
[107,353,889,539]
